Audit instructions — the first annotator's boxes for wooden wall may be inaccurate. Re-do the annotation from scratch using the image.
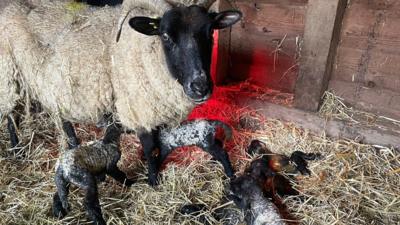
[330,0,400,119]
[227,0,307,93]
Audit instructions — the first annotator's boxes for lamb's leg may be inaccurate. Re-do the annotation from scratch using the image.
[158,144,173,167]
[62,120,80,149]
[7,114,19,149]
[139,130,160,186]
[53,168,70,218]
[107,166,135,186]
[206,143,235,178]
[180,204,211,225]
[80,174,106,225]
[290,151,321,175]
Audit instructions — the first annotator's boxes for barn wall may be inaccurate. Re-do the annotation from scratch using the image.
[330,0,400,119]
[227,0,307,93]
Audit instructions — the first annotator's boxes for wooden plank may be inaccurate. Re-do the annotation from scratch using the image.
[294,0,347,111]
[331,0,400,93]
[329,80,400,120]
[228,1,306,92]
[213,0,234,85]
[237,97,400,150]
[332,45,400,92]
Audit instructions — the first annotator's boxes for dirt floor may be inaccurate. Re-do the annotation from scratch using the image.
[0,85,399,225]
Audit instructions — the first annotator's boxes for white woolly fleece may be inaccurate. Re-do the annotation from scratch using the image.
[0,0,215,131]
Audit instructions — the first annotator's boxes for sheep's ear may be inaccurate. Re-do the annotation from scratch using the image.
[129,17,161,36]
[211,10,242,29]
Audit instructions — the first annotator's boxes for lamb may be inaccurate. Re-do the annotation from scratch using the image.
[52,122,134,225]
[99,118,235,185]
[227,140,321,225]
[179,164,287,225]
[156,119,235,180]
[229,174,286,225]
[0,0,241,183]
[247,140,322,176]
[180,140,321,225]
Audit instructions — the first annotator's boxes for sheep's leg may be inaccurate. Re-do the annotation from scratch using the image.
[79,174,106,225]
[158,145,173,167]
[7,114,20,149]
[139,130,160,186]
[62,121,80,149]
[106,166,134,186]
[206,143,235,178]
[53,168,70,218]
[95,172,106,183]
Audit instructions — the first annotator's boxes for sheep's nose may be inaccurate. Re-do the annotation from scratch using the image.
[190,81,207,96]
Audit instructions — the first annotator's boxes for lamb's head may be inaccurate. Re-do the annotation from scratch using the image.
[128,5,242,103]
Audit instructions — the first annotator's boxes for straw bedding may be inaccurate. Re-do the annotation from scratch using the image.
[1,86,399,225]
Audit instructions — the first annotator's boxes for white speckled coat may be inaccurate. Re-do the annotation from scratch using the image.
[55,141,120,178]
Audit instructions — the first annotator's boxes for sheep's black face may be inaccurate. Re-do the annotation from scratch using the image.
[129,6,242,103]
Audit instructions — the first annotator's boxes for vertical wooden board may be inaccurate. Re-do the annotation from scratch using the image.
[212,0,234,85]
[228,1,306,92]
[294,0,347,111]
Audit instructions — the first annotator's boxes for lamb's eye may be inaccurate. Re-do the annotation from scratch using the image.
[161,33,170,41]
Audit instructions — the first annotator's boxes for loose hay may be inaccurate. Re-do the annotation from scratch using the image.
[0,86,399,225]
[319,91,400,128]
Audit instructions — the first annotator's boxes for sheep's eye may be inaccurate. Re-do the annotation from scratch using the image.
[162,33,170,41]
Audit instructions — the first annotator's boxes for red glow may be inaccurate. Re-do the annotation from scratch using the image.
[210,30,219,83]
[149,30,294,168]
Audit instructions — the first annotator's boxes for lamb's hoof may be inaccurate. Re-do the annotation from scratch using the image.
[180,204,206,215]
[247,140,267,156]
[92,218,107,225]
[290,151,322,175]
[124,179,135,187]
[9,146,25,158]
[148,176,159,187]
[66,138,81,150]
[52,202,68,219]
[227,173,236,180]
[52,194,69,219]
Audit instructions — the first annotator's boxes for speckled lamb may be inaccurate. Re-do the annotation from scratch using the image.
[155,119,235,179]
[53,123,134,225]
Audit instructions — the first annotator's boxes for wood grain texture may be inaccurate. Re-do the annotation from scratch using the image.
[238,97,400,150]
[294,0,348,111]
[331,0,400,92]
[229,1,306,92]
[329,80,400,121]
[213,0,234,85]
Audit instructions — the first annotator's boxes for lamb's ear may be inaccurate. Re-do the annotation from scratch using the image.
[129,17,161,36]
[211,10,242,29]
